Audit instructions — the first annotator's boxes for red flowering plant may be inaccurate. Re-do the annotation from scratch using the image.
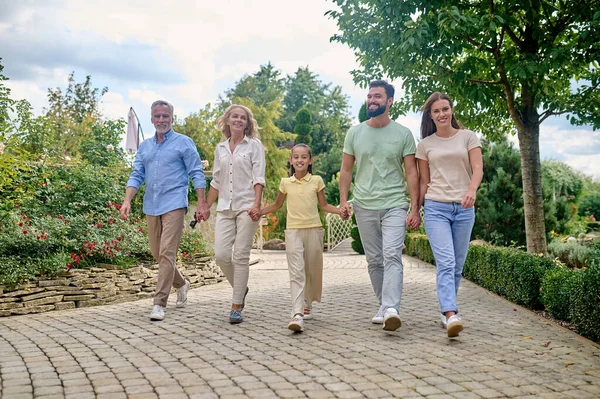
[0,205,152,285]
[178,228,213,262]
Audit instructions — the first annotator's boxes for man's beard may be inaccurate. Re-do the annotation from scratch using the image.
[366,103,386,118]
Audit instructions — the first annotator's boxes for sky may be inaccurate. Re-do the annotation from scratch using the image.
[1,0,598,178]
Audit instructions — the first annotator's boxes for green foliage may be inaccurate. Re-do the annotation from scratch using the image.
[578,194,600,219]
[570,259,600,342]
[547,240,597,269]
[473,138,585,245]
[0,58,15,135]
[473,138,525,246]
[293,107,313,145]
[0,253,71,289]
[349,214,364,254]
[358,102,368,123]
[179,229,213,260]
[79,119,127,166]
[173,103,222,163]
[404,233,435,264]
[541,266,580,321]
[325,173,341,206]
[350,226,364,254]
[462,245,555,308]
[328,0,600,253]
[0,205,154,287]
[314,147,343,184]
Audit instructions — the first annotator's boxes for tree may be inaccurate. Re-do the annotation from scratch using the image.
[328,1,600,253]
[0,59,14,136]
[173,103,222,164]
[474,138,526,246]
[358,102,368,123]
[220,63,284,108]
[293,108,313,145]
[44,73,108,158]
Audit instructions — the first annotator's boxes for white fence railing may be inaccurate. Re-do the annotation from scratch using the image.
[326,213,352,252]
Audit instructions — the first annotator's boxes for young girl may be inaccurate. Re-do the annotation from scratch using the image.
[251,144,344,332]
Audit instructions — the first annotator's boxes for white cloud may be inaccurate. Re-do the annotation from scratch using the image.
[2,0,598,179]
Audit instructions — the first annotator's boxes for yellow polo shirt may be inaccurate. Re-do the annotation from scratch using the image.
[279,173,325,229]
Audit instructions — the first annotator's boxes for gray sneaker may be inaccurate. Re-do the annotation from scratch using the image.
[176,280,190,308]
[229,309,243,324]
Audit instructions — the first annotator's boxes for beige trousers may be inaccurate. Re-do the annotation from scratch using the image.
[146,208,186,307]
[214,209,259,304]
[285,227,324,317]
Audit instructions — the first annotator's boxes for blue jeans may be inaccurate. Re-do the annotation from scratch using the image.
[424,199,475,315]
[354,204,407,313]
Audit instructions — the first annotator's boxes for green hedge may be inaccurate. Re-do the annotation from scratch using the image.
[404,233,435,264]
[540,266,580,321]
[464,245,556,308]
[404,233,600,343]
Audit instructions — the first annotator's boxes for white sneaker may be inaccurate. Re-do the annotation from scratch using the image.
[446,315,463,337]
[303,301,313,320]
[440,314,448,328]
[150,305,165,321]
[382,308,402,331]
[176,280,190,308]
[372,308,384,324]
[288,315,304,332]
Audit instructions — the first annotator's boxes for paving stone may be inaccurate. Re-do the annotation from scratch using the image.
[0,251,599,399]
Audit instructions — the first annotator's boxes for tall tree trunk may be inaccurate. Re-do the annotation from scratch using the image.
[517,117,547,254]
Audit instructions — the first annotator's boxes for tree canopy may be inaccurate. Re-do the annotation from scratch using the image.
[328,0,600,253]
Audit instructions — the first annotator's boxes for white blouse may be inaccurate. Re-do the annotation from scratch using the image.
[210,136,266,211]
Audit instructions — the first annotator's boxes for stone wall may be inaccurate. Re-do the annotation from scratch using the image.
[0,257,223,317]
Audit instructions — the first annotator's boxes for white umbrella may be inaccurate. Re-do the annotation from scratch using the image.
[126,107,143,153]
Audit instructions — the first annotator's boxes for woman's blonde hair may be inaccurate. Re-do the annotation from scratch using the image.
[217,104,260,140]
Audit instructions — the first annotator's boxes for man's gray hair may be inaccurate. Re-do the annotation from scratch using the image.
[151,100,174,115]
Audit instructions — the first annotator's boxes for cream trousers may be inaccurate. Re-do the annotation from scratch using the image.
[285,227,324,317]
[214,209,259,304]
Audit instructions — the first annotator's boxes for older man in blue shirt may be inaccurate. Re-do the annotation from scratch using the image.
[120,100,209,321]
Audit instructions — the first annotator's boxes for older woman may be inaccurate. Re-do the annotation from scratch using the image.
[205,104,265,323]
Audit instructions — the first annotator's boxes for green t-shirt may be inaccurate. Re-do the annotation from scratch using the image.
[343,121,416,210]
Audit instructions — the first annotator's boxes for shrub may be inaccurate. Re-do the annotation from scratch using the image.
[404,233,435,264]
[547,240,595,269]
[179,229,213,260]
[578,193,600,219]
[350,214,364,254]
[350,226,364,254]
[570,259,600,342]
[541,266,581,321]
[463,245,556,308]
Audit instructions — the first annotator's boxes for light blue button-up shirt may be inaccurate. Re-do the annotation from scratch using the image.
[126,129,206,216]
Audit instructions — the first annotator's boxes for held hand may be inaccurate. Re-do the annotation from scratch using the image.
[120,202,131,220]
[339,201,352,220]
[196,203,210,222]
[406,210,421,230]
[461,189,477,209]
[248,206,261,222]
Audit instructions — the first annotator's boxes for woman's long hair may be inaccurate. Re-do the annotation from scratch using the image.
[420,92,461,139]
[217,104,260,140]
